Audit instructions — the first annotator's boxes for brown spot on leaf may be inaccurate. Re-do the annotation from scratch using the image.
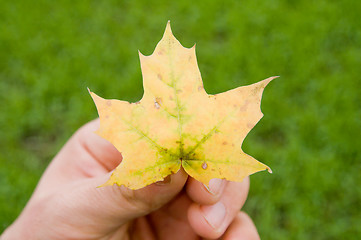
[157,74,162,80]
[198,85,203,91]
[247,122,255,128]
[202,162,208,170]
[176,89,182,94]
[210,94,218,100]
[222,141,228,145]
[106,101,112,106]
[154,97,162,109]
[239,100,249,112]
[251,85,262,96]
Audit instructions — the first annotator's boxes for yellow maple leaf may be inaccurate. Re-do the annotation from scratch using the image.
[89,21,277,189]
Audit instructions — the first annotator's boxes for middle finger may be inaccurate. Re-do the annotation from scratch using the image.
[187,177,250,239]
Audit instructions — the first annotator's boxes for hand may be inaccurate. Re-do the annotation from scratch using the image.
[2,119,260,240]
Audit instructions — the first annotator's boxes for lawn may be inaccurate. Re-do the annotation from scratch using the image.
[1,0,360,238]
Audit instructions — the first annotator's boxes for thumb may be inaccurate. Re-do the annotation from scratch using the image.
[48,118,188,228]
[69,168,188,227]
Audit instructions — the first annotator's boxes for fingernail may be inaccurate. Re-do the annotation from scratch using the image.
[204,178,223,195]
[155,175,171,185]
[201,202,226,229]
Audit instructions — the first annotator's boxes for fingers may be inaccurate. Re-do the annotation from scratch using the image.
[80,169,188,227]
[186,177,227,205]
[222,212,260,240]
[145,193,199,239]
[187,178,250,239]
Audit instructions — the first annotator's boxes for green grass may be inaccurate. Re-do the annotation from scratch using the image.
[1,0,360,238]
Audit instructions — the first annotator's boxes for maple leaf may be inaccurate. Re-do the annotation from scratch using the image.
[89,21,277,189]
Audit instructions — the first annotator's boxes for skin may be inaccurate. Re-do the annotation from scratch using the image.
[1,119,260,240]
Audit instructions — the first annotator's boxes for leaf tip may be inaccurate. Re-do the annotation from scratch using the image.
[88,89,102,102]
[166,20,171,28]
[87,87,92,94]
[164,20,173,37]
[98,179,115,188]
[269,75,280,82]
[262,76,279,87]
[97,183,109,188]
[267,167,273,174]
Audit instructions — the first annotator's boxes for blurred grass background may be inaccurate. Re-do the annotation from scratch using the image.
[1,0,360,238]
